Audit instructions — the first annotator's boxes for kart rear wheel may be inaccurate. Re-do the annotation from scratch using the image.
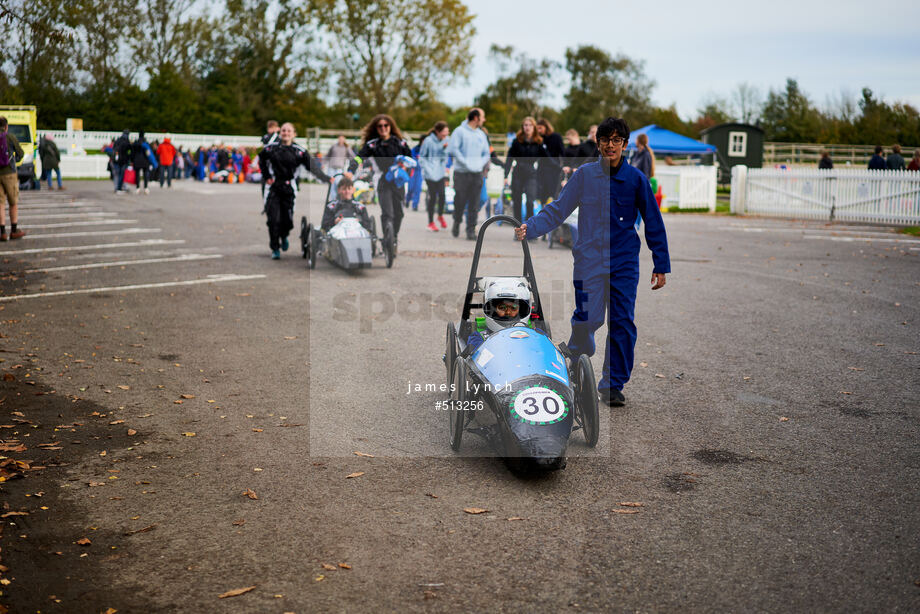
[300,216,309,259]
[308,226,318,269]
[383,221,395,269]
[574,354,599,447]
[370,216,379,257]
[445,322,457,390]
[448,359,467,451]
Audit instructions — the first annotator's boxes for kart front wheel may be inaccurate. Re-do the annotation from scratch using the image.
[574,354,599,447]
[448,359,467,452]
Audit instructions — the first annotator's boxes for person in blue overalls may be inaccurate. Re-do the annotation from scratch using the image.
[514,117,670,407]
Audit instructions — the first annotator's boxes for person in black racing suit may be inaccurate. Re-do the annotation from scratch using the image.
[259,122,332,259]
[345,113,412,247]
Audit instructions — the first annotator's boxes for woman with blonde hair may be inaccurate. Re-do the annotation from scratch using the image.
[347,114,412,245]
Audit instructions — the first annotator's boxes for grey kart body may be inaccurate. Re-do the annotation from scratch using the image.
[323,218,374,269]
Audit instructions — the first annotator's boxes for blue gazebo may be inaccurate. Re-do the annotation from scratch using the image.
[625,125,717,155]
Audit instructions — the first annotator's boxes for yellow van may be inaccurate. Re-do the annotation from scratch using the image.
[0,105,41,184]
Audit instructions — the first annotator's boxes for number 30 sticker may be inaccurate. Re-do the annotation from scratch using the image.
[510,386,569,425]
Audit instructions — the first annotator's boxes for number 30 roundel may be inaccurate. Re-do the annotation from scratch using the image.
[510,386,569,425]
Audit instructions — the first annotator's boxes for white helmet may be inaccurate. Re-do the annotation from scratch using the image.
[483,278,531,333]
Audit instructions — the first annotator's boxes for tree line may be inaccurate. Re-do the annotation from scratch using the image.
[2,0,917,146]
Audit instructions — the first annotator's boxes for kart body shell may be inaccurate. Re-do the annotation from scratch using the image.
[444,216,598,472]
[300,173,381,270]
[322,218,374,269]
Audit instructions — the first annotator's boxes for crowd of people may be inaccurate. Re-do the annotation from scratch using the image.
[103,132,264,194]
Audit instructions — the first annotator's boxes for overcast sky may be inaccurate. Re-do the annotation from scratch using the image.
[440,0,920,119]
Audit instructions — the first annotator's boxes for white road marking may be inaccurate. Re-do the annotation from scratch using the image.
[25,253,223,273]
[20,219,136,229]
[0,239,184,255]
[0,273,266,302]
[803,235,920,244]
[22,228,162,240]
[720,224,910,239]
[16,202,99,209]
[20,212,118,219]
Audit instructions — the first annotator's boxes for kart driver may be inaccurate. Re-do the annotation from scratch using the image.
[259,122,333,259]
[321,177,373,234]
[467,279,532,351]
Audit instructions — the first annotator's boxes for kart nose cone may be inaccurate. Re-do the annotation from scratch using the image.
[520,435,568,469]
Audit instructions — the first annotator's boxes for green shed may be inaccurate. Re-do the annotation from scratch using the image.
[700,123,764,183]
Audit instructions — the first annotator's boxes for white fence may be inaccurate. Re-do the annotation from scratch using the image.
[59,155,111,179]
[655,166,717,211]
[48,130,266,153]
[730,165,920,225]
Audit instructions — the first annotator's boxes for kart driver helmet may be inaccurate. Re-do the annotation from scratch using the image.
[395,154,417,169]
[483,278,531,333]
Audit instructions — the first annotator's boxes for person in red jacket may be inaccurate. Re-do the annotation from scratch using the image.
[157,137,178,188]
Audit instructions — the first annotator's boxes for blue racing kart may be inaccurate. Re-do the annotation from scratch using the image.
[443,216,599,472]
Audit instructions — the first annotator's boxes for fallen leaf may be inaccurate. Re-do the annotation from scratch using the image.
[117,385,130,390]
[840,391,852,395]
[617,502,644,507]
[76,537,92,545]
[87,481,105,487]
[321,563,337,571]
[232,519,245,526]
[283,336,297,340]
[780,416,789,422]
[0,443,26,452]
[654,373,665,378]
[251,428,263,433]
[425,493,438,499]
[338,563,352,569]
[173,400,183,405]
[639,362,648,367]
[315,575,325,582]
[180,394,195,399]
[345,472,365,479]
[848,367,864,371]
[104,609,117,614]
[463,507,489,515]
[507,517,525,521]
[0,511,28,518]
[354,451,374,457]
[127,429,137,436]
[242,489,258,500]
[612,509,639,514]
[182,432,196,437]
[109,420,125,425]
[123,524,157,536]
[218,586,256,599]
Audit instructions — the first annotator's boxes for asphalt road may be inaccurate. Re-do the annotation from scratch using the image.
[0,180,918,613]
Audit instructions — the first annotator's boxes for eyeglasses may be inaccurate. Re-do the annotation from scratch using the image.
[598,136,626,146]
[377,123,390,129]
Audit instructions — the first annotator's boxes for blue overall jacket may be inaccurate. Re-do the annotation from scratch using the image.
[524,158,670,279]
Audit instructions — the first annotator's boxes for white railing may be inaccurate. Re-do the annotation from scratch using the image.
[655,166,717,211]
[730,165,920,225]
[49,131,273,153]
[60,155,112,178]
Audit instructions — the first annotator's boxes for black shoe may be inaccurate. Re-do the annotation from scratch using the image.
[451,221,460,238]
[599,389,625,407]
[466,229,476,240]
